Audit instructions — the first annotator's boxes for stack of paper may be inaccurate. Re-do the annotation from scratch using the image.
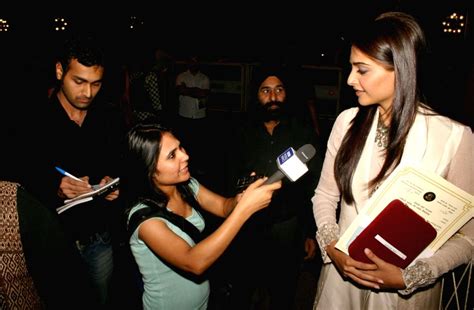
[336,166,473,267]
[56,177,120,214]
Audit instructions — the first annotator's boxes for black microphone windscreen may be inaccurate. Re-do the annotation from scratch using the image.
[296,144,316,163]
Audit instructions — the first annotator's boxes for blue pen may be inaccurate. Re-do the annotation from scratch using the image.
[55,166,85,183]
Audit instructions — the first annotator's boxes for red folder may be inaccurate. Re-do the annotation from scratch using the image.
[348,199,437,269]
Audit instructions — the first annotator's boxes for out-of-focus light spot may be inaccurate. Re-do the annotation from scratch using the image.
[53,17,68,31]
[442,12,465,35]
[129,16,145,31]
[0,19,10,32]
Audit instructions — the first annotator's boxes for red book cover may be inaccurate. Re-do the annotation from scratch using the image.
[348,199,437,269]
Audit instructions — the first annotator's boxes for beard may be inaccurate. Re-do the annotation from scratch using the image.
[256,100,286,122]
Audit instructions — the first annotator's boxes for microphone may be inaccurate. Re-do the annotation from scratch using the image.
[263,144,316,185]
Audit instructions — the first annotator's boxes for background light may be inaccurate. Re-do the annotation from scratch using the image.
[441,12,465,35]
[0,18,10,32]
[53,17,68,31]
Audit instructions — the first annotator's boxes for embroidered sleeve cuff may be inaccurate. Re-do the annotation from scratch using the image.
[399,260,436,295]
[316,223,340,263]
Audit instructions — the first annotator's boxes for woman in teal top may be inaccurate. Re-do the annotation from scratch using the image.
[124,123,281,310]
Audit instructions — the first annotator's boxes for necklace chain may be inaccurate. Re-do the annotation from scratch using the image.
[375,118,389,148]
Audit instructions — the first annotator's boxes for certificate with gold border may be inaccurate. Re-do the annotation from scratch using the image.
[336,166,473,263]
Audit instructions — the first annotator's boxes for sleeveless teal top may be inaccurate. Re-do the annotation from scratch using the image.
[128,178,209,310]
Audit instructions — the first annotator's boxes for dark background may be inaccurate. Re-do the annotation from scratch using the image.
[1,1,473,128]
[1,5,472,309]
[2,1,472,62]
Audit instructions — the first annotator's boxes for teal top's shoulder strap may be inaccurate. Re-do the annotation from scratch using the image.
[128,199,202,244]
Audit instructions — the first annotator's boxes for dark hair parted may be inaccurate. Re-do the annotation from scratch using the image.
[335,12,429,204]
[58,34,105,73]
[126,122,166,199]
[123,122,195,215]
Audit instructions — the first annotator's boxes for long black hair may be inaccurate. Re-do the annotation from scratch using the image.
[122,122,197,217]
[335,12,430,204]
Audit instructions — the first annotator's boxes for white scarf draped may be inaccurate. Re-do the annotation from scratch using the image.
[339,108,465,232]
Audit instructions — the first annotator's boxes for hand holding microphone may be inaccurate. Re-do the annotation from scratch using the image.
[235,144,316,192]
[236,177,282,216]
[263,144,316,184]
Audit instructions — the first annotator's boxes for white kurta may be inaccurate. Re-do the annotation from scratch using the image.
[312,107,474,310]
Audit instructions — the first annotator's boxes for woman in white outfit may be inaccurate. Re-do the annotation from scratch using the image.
[312,11,473,310]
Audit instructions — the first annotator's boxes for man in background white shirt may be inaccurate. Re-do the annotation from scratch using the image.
[175,56,210,175]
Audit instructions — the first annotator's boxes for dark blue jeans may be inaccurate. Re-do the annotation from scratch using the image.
[76,231,114,305]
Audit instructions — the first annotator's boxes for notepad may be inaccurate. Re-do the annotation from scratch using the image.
[56,177,120,214]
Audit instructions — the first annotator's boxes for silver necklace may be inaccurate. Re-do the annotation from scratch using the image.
[375,118,389,148]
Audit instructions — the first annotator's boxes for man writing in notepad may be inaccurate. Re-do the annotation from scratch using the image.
[16,34,126,308]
